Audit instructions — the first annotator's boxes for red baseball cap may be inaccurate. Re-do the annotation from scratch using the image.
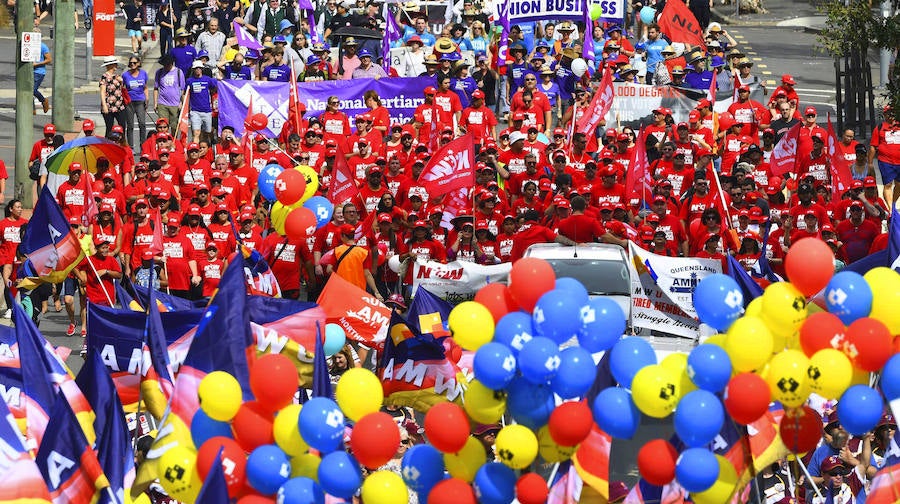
[187,142,200,151]
[133,198,149,208]
[782,74,797,85]
[44,124,56,135]
[805,106,817,116]
[864,176,877,187]
[472,89,485,99]
[69,162,83,173]
[83,119,95,131]
[187,204,201,215]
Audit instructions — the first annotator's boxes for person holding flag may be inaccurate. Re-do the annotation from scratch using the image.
[75,238,121,308]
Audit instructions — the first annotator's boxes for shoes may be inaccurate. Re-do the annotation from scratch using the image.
[79,342,87,358]
[2,309,10,319]
[66,323,75,337]
[81,329,86,337]
[42,98,49,113]
[142,33,148,41]
[151,31,156,41]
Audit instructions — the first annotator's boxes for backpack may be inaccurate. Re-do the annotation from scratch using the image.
[29,158,41,181]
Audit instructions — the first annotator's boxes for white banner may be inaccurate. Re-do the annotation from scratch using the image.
[411,260,512,304]
[627,242,722,338]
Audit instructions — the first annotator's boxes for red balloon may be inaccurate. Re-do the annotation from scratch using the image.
[516,473,549,504]
[284,208,317,240]
[723,373,771,425]
[799,312,845,357]
[508,258,556,312]
[247,113,269,132]
[474,283,518,323]
[236,496,274,504]
[893,335,900,354]
[232,401,274,451]
[428,478,476,504]
[424,403,469,453]
[274,169,307,206]
[197,436,247,498]
[785,238,835,296]
[548,401,593,447]
[249,354,300,413]
[637,439,678,486]
[350,412,400,468]
[847,317,892,371]
[779,405,822,453]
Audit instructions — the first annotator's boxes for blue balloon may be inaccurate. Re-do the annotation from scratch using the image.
[676,448,719,492]
[517,336,561,385]
[474,342,517,390]
[506,377,555,429]
[190,409,233,447]
[533,289,585,345]
[592,387,640,439]
[277,477,325,504]
[246,444,291,495]
[323,323,346,357]
[298,397,345,453]
[555,278,590,308]
[317,451,362,499]
[401,445,445,494]
[693,274,744,331]
[610,337,657,387]
[687,344,732,392]
[883,354,900,401]
[303,196,334,229]
[639,5,657,24]
[674,390,725,448]
[473,463,517,504]
[257,163,284,201]
[551,346,596,399]
[825,271,873,325]
[493,311,535,356]
[838,385,884,435]
[579,297,626,353]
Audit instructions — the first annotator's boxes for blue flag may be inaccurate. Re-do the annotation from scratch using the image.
[312,322,332,399]
[0,390,51,501]
[406,287,452,335]
[10,295,58,448]
[114,280,136,309]
[752,222,781,283]
[196,448,230,504]
[18,186,86,286]
[726,254,764,303]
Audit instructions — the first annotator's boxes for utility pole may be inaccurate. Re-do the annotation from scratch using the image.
[880,0,892,87]
[53,0,75,132]
[15,2,35,208]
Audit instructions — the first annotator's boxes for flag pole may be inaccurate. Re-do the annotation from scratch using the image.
[795,456,824,501]
[84,254,114,306]
[104,485,122,504]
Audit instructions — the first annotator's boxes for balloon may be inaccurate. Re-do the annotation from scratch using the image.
[273,405,308,457]
[463,379,507,424]
[825,271,872,324]
[495,424,539,469]
[295,165,320,204]
[662,353,697,397]
[197,437,246,498]
[360,471,408,504]
[610,337,657,387]
[298,397,345,453]
[639,5,656,23]
[675,448,719,493]
[883,354,900,401]
[474,283,518,323]
[555,277,590,307]
[533,288,584,345]
[537,424,576,462]
[424,403,469,453]
[473,463,517,504]
[864,267,900,333]
[723,373,771,425]
[592,387,640,439]
[290,453,321,480]
[508,258,556,312]
[251,354,299,413]
[687,344,732,392]
[785,238,835,296]
[302,196,334,229]
[401,444,445,494]
[724,316,773,372]
[191,409,233,447]
[233,401,275,451]
[335,368,383,421]
[473,342,517,390]
[493,311,535,356]
[157,445,202,501]
[198,371,243,422]
[277,477,324,504]
[270,202,290,236]
[838,385,884,435]
[808,348,852,399]
[766,349,810,408]
[674,390,724,448]
[631,364,679,418]
[691,455,739,504]
[516,473,549,504]
[257,163,284,201]
[551,346,596,399]
[778,405,821,453]
[570,57,589,77]
[349,412,400,469]
[284,207,317,240]
[444,436,486,481]
[759,282,808,344]
[846,317,892,371]
[589,3,603,20]
[579,297,625,352]
[517,336,560,385]
[317,451,362,499]
[323,324,346,357]
[247,445,291,495]
[745,297,763,317]
[237,496,275,504]
[248,112,269,131]
[638,439,678,486]
[275,169,308,206]
[799,312,845,357]
[428,478,477,504]
[507,377,555,429]
[448,301,496,351]
[548,401,593,446]
[693,274,744,331]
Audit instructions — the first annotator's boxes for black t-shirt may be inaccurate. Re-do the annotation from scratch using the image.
[123,4,142,30]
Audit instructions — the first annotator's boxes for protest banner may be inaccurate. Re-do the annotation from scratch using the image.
[411,260,512,304]
[505,0,623,23]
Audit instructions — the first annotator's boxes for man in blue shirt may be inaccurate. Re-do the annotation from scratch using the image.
[401,15,436,46]
[33,37,52,113]
[262,47,291,81]
[186,60,218,143]
[170,28,197,77]
[644,24,669,84]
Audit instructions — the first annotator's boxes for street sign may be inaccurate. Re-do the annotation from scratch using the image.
[20,31,41,63]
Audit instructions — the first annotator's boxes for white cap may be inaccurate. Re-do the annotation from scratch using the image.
[191,60,204,69]
[509,130,527,144]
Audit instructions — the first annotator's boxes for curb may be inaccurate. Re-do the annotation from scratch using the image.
[710,6,824,31]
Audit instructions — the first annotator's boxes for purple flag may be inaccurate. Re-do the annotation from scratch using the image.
[582,0,595,62]
[496,0,510,63]
[383,7,402,72]
[297,0,319,44]
[232,20,263,50]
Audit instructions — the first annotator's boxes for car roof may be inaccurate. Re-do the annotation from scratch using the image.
[523,243,628,261]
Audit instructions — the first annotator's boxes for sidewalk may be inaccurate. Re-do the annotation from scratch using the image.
[711,0,826,31]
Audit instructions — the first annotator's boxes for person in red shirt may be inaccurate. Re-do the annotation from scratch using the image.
[199,243,226,298]
[659,153,695,199]
[180,142,211,202]
[121,199,159,277]
[509,210,576,261]
[695,233,728,270]
[384,157,412,206]
[359,165,389,215]
[56,163,88,222]
[789,182,830,231]
[321,96,352,153]
[298,130,328,171]
[0,199,26,315]
[836,201,881,263]
[75,239,122,306]
[412,87,438,145]
[557,196,622,245]
[348,139,379,184]
[433,76,462,126]
[498,131,529,177]
[237,213,264,251]
[496,215,517,263]
[796,132,829,183]
[207,204,237,258]
[868,105,900,206]
[161,216,201,299]
[796,106,828,161]
[146,160,179,202]
[460,90,498,147]
[347,114,384,157]
[649,195,689,256]
[400,220,446,286]
[262,231,316,300]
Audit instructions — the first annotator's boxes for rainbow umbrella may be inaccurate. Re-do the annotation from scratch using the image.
[44,136,129,175]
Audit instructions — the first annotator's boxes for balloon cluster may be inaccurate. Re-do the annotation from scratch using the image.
[258,163,332,241]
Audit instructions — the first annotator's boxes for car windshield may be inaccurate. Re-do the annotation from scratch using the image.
[543,258,630,296]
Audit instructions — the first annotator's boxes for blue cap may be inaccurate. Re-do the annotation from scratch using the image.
[711,56,725,67]
[306,54,321,65]
[635,42,646,51]
[245,48,260,59]
[606,24,623,34]
[278,19,295,31]
[273,35,287,44]
[196,49,209,59]
[535,40,550,49]
[440,51,461,61]
[358,48,373,58]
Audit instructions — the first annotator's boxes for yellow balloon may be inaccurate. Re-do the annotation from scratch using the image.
[537,425,575,462]
[745,296,763,317]
[760,282,808,344]
[691,454,739,504]
[444,436,486,481]
[808,348,853,399]
[448,301,496,351]
[766,350,810,408]
[725,316,774,372]
[463,380,507,424]
[291,453,321,480]
[198,371,243,422]
[864,267,900,334]
[660,353,697,396]
[361,470,409,504]
[273,405,309,456]
[270,202,290,236]
[495,424,539,469]
[296,165,320,204]
[851,367,870,386]
[335,368,384,421]
[157,445,201,502]
[631,364,679,418]
[703,334,726,348]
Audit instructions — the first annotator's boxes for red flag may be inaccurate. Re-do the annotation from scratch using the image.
[770,123,801,176]
[439,187,472,230]
[242,96,255,169]
[624,128,652,206]
[708,69,718,105]
[572,425,612,497]
[316,274,391,348]
[148,207,164,255]
[175,90,190,141]
[657,0,706,50]
[576,68,615,136]
[82,173,98,227]
[826,114,853,202]
[279,64,303,145]
[418,134,476,197]
[708,167,741,250]
[327,147,361,206]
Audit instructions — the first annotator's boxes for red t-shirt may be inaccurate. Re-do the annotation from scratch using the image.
[0,217,27,264]
[557,214,606,243]
[78,254,121,305]
[460,106,498,144]
[162,234,195,291]
[262,234,312,291]
[510,223,557,261]
[199,256,225,297]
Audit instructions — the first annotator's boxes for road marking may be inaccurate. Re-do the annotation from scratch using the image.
[766,79,776,85]
[758,64,767,68]
[746,51,757,55]
[752,57,762,61]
